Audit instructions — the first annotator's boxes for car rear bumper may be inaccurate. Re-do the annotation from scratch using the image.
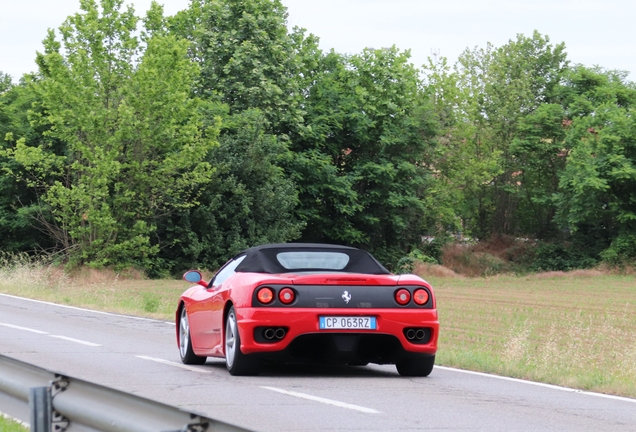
[236,307,438,361]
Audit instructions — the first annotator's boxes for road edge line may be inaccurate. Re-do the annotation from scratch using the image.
[436,366,636,403]
[0,293,173,325]
[135,355,211,374]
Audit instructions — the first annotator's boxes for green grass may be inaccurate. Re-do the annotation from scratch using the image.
[0,415,28,432]
[1,256,635,398]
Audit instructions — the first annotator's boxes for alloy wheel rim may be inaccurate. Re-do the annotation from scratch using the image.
[179,308,189,358]
[225,313,236,368]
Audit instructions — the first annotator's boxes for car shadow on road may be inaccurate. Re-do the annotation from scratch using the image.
[204,359,398,378]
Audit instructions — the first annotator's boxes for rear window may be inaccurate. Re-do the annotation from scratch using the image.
[276,251,350,270]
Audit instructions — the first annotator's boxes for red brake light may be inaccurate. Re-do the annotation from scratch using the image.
[413,289,429,305]
[278,287,295,305]
[257,287,274,304]
[395,288,411,305]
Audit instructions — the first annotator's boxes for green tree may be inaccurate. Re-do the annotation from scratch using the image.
[555,66,636,262]
[422,57,501,239]
[156,109,304,274]
[153,0,316,271]
[1,74,58,253]
[2,0,217,269]
[0,73,11,93]
[185,0,308,134]
[294,47,444,265]
[424,31,569,239]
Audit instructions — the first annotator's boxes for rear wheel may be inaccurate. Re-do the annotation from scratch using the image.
[179,306,207,365]
[225,307,261,376]
[396,355,435,377]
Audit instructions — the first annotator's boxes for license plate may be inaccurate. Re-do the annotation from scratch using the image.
[319,316,376,330]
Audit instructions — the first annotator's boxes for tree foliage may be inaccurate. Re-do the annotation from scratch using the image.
[2,0,217,268]
[155,109,304,275]
[555,67,636,260]
[3,0,636,273]
[425,32,569,239]
[293,47,445,264]
[151,0,311,273]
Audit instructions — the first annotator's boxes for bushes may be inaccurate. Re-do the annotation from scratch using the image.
[440,244,508,277]
[437,235,600,276]
[396,248,437,274]
[439,235,534,276]
[600,234,636,267]
[531,243,598,272]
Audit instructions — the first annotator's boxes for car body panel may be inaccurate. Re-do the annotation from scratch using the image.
[176,244,439,368]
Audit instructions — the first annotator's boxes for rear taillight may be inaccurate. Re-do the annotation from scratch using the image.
[278,287,295,305]
[257,287,274,304]
[395,288,411,305]
[413,289,429,305]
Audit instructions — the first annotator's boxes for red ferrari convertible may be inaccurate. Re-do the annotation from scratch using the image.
[176,243,439,376]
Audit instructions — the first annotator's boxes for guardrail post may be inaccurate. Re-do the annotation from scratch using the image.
[29,386,52,432]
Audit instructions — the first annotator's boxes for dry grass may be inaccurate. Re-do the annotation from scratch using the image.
[424,272,636,398]
[413,262,460,278]
[0,254,185,320]
[440,235,534,277]
[441,243,508,277]
[530,269,605,278]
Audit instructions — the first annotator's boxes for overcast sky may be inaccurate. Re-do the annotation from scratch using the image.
[1,0,634,82]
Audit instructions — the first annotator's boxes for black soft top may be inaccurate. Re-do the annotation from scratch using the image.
[234,243,391,275]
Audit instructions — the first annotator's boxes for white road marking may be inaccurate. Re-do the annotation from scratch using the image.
[0,293,174,325]
[0,322,49,334]
[0,411,29,427]
[135,355,211,374]
[48,335,102,347]
[436,366,636,404]
[1,321,101,346]
[261,386,380,414]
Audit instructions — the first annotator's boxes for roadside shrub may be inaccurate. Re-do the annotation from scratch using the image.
[396,248,437,274]
[413,261,460,278]
[438,235,536,276]
[472,235,534,265]
[600,234,636,267]
[420,233,455,263]
[531,243,598,272]
[441,244,508,277]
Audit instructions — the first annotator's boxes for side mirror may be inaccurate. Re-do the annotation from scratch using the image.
[183,270,206,287]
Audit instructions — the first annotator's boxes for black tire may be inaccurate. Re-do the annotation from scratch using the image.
[396,355,435,377]
[225,307,261,376]
[179,306,207,365]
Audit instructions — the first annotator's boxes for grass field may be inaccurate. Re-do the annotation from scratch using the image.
[424,266,636,398]
[0,414,28,432]
[1,257,634,398]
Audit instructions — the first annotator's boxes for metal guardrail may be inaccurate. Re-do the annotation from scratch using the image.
[0,354,253,432]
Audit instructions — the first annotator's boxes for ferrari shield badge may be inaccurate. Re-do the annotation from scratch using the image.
[342,290,352,304]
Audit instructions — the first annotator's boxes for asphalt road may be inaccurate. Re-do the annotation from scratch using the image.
[1,293,635,432]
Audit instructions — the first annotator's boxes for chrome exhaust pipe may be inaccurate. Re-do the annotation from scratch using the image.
[406,329,416,340]
[275,328,286,339]
[264,328,276,340]
[415,329,425,340]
